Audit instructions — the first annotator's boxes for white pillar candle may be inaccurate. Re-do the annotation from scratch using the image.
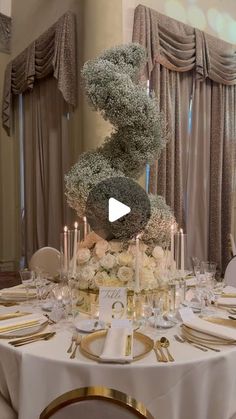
[135,235,140,292]
[180,228,184,271]
[72,222,78,277]
[63,226,68,272]
[83,216,88,240]
[171,224,175,261]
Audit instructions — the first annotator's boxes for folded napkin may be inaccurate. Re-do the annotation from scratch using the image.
[0,285,36,299]
[217,297,236,306]
[180,308,236,341]
[100,327,133,363]
[0,313,45,334]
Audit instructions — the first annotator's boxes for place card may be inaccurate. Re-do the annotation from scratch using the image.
[99,287,127,323]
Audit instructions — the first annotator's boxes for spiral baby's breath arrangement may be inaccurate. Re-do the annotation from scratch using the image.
[65,43,175,245]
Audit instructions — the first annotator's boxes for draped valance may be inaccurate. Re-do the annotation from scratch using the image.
[2,11,77,135]
[0,12,11,53]
[133,4,236,85]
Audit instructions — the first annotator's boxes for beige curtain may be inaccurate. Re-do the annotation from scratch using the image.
[2,11,77,135]
[23,77,74,263]
[0,12,11,53]
[133,4,236,271]
[149,64,193,230]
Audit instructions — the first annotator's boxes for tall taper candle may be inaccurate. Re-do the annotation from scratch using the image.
[83,216,88,240]
[180,228,184,271]
[135,235,140,292]
[171,224,175,261]
[72,222,78,277]
[63,226,68,272]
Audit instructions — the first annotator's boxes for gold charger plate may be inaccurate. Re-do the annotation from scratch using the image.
[182,325,236,346]
[0,320,49,339]
[203,316,236,329]
[80,331,154,362]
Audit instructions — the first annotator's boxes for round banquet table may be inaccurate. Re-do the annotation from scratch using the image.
[0,302,236,419]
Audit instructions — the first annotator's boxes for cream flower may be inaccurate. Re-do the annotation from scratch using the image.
[109,240,123,253]
[117,266,133,283]
[94,271,111,286]
[152,246,164,261]
[95,240,110,258]
[100,254,116,270]
[79,266,95,282]
[77,248,91,264]
[117,251,133,267]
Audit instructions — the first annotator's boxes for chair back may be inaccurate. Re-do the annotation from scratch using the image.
[224,256,236,286]
[39,387,155,419]
[29,247,60,278]
[230,234,236,256]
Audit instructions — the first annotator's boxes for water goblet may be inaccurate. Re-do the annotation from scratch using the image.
[19,269,35,303]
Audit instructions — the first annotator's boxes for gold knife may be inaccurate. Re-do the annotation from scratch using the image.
[9,331,52,345]
[11,332,56,347]
[125,334,132,356]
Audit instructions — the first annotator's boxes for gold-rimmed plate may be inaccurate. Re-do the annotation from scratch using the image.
[182,325,236,346]
[80,331,154,362]
[0,320,49,339]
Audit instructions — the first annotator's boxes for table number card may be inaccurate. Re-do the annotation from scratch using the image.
[99,287,127,323]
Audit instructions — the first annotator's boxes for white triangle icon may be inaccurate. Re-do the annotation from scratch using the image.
[108,198,131,222]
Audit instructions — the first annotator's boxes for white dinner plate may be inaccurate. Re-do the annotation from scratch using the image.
[74,319,105,333]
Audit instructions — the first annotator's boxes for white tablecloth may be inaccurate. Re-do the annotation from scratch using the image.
[0,304,236,419]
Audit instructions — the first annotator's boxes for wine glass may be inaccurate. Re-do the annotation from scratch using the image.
[141,295,152,327]
[19,269,35,303]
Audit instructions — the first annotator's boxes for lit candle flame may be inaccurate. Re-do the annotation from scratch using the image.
[74,221,78,229]
[64,226,68,232]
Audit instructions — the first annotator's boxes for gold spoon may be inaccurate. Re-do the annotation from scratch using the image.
[155,341,168,362]
[160,337,175,362]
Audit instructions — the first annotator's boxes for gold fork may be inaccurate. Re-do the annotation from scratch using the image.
[67,333,78,353]
[70,335,82,359]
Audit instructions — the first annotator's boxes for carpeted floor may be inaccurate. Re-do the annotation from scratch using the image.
[0,272,21,290]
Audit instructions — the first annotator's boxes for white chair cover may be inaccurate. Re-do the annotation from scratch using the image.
[230,234,236,256]
[29,247,60,278]
[224,256,236,286]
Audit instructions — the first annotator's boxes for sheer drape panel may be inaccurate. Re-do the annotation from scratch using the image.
[133,4,236,271]
[23,78,73,263]
[149,64,192,229]
[186,79,211,263]
[208,84,236,270]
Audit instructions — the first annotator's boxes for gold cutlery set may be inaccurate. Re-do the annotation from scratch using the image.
[67,333,82,359]
[174,334,221,352]
[0,311,56,347]
[154,337,174,362]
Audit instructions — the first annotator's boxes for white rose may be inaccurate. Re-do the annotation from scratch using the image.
[100,254,116,270]
[117,251,133,267]
[152,246,164,261]
[109,240,123,253]
[95,240,110,258]
[79,266,95,281]
[77,248,91,264]
[94,271,110,286]
[117,266,133,283]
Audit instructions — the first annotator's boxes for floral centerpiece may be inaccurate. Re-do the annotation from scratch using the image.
[65,43,177,293]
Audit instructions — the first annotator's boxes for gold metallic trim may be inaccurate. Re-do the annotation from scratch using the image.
[40,386,155,419]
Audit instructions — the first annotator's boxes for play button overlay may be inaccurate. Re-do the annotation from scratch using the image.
[108,198,130,222]
[85,177,151,240]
